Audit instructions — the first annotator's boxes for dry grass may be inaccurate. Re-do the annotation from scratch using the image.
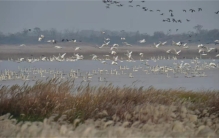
[0,78,219,123]
[1,79,219,137]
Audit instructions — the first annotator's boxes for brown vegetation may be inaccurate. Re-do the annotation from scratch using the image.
[0,79,219,137]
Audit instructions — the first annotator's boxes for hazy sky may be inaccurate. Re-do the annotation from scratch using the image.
[0,0,219,35]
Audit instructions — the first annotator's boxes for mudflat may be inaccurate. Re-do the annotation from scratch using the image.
[0,44,217,60]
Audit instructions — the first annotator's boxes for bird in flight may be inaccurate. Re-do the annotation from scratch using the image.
[171,13,174,17]
[190,9,195,12]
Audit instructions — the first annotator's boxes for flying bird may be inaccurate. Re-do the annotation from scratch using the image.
[171,13,174,17]
[139,39,146,43]
[75,47,81,51]
[198,8,202,11]
[190,9,195,12]
[55,46,62,49]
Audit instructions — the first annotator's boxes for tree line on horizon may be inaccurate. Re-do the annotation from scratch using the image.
[0,25,218,46]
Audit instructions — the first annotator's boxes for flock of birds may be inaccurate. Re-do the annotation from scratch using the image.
[2,32,219,83]
[2,2,219,86]
[102,0,219,24]
[8,30,219,85]
[1,55,218,83]
[102,0,219,40]
[19,28,219,60]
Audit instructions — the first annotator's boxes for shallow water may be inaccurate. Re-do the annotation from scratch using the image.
[0,59,219,90]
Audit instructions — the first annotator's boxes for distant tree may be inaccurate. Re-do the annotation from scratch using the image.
[193,25,203,33]
[22,28,29,36]
[33,27,41,36]
[50,28,58,39]
[0,27,219,45]
[153,31,165,39]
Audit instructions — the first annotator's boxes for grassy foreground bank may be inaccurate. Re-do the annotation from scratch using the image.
[0,79,219,137]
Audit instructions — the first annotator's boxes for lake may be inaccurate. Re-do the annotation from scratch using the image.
[0,59,219,90]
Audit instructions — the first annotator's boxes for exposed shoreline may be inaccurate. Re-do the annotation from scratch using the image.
[0,44,218,60]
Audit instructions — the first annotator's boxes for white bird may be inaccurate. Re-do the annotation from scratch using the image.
[113,44,119,47]
[198,48,205,53]
[111,61,118,65]
[198,44,204,48]
[60,53,66,59]
[91,54,98,60]
[105,38,110,41]
[19,58,24,62]
[183,46,189,49]
[123,42,132,47]
[114,56,118,62]
[126,50,133,60]
[175,41,182,46]
[38,34,44,41]
[129,73,134,78]
[52,40,56,44]
[214,40,219,44]
[121,37,125,40]
[166,49,172,53]
[139,39,146,43]
[209,63,216,68]
[154,42,161,48]
[75,54,83,60]
[55,46,62,49]
[111,51,116,55]
[161,41,167,45]
[139,53,143,57]
[215,54,219,57]
[41,57,46,61]
[38,37,42,42]
[206,47,215,52]
[99,44,106,48]
[174,49,181,55]
[172,41,182,46]
[127,50,132,56]
[104,41,110,45]
[20,44,26,47]
[75,47,81,51]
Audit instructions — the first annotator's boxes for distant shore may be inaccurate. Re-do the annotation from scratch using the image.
[0,44,218,60]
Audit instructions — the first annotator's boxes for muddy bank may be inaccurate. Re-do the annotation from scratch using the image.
[0,44,218,60]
